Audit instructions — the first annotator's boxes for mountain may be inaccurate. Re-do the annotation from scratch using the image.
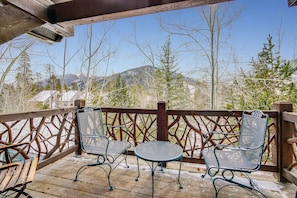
[50,65,198,89]
[105,65,158,89]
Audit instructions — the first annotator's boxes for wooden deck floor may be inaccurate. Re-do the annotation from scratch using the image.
[25,154,296,198]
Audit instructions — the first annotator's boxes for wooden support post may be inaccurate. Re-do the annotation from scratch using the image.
[74,99,85,109]
[157,101,168,141]
[74,99,85,155]
[273,102,293,182]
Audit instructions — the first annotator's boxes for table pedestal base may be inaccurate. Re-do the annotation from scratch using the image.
[135,157,183,198]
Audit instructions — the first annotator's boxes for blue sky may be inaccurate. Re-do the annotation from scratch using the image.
[232,0,297,63]
[7,0,297,82]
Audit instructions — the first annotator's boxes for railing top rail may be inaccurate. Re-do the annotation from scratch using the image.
[0,107,77,123]
[102,107,157,114]
[167,109,278,118]
[283,111,297,123]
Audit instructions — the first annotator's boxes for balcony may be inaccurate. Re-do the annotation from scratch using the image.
[0,101,296,197]
[26,154,296,197]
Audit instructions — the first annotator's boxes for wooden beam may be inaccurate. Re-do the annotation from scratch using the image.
[26,26,64,43]
[0,5,44,44]
[6,0,74,37]
[288,0,297,6]
[41,23,74,37]
[48,0,231,25]
[6,0,49,21]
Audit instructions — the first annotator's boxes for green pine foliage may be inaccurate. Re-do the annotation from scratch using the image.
[15,51,34,90]
[15,51,35,111]
[45,74,62,91]
[155,37,187,109]
[107,74,132,107]
[225,35,297,110]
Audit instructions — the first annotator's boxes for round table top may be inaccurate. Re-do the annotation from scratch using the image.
[134,141,183,162]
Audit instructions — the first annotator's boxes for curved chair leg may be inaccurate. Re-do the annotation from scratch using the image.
[213,177,231,198]
[74,163,114,191]
[73,164,90,181]
[201,168,208,178]
[102,163,113,191]
[212,175,267,198]
[74,163,105,182]
[245,174,267,198]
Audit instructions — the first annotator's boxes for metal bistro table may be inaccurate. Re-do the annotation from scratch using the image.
[134,141,183,197]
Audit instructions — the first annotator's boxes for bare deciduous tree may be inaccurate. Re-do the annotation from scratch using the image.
[0,41,34,113]
[46,37,80,104]
[0,41,33,93]
[81,24,116,105]
[159,3,240,109]
[127,24,159,104]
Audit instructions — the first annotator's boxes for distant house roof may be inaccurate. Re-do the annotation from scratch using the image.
[61,90,81,102]
[30,90,60,102]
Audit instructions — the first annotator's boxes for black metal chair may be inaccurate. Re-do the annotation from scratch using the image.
[74,107,131,190]
[202,110,269,197]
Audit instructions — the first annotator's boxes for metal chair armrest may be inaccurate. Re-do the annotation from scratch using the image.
[81,134,110,156]
[83,134,108,139]
[203,131,240,139]
[203,131,240,150]
[214,144,262,151]
[106,124,130,141]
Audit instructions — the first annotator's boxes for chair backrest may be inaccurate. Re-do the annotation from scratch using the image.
[76,107,106,152]
[238,110,268,166]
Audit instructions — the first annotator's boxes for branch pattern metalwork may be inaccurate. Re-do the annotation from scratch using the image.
[0,108,77,160]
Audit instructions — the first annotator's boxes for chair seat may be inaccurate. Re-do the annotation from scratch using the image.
[84,140,131,160]
[202,149,260,172]
[0,157,38,193]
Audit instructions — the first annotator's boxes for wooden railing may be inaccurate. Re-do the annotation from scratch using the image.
[0,101,296,185]
[280,109,297,185]
[0,107,78,169]
[102,102,278,171]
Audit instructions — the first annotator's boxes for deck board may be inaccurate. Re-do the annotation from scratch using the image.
[24,154,296,198]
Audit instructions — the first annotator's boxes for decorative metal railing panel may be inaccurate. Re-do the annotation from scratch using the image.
[166,110,277,166]
[0,108,77,160]
[100,108,277,166]
[167,112,240,159]
[0,107,284,178]
[2,103,295,183]
[102,108,157,146]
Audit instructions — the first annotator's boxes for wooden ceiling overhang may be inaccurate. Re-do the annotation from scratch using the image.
[289,0,297,6]
[32,0,297,45]
[0,0,233,45]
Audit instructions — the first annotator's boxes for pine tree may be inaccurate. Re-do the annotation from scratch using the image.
[45,64,62,91]
[15,52,33,89]
[155,37,185,109]
[225,35,297,110]
[107,74,131,107]
[15,51,34,111]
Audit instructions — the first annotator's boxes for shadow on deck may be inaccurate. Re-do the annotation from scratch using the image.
[26,154,296,198]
